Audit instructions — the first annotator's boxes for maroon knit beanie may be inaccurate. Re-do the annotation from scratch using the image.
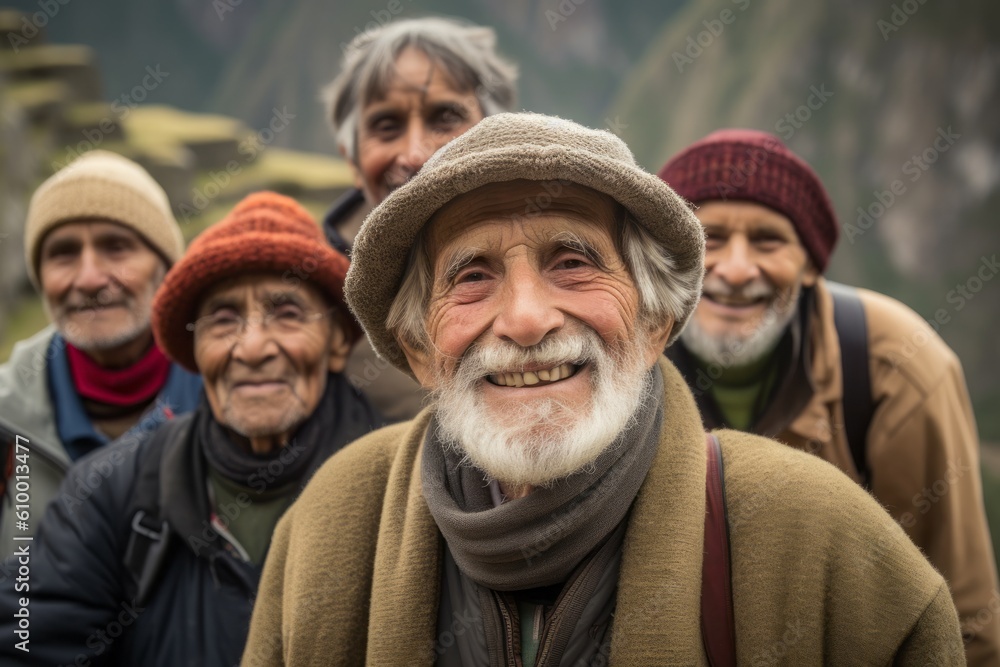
[658,129,838,272]
[152,191,358,373]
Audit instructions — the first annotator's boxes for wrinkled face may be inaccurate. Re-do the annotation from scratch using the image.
[193,275,350,444]
[682,201,817,366]
[353,47,484,205]
[39,220,166,353]
[401,182,672,487]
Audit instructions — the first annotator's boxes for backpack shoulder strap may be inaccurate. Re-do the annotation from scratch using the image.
[825,281,875,488]
[0,418,17,509]
[122,415,193,606]
[701,433,736,667]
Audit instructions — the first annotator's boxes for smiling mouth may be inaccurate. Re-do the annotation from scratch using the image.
[704,293,769,308]
[486,362,581,388]
[67,302,126,313]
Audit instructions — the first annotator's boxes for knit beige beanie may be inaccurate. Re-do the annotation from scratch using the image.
[345,112,706,375]
[24,150,183,287]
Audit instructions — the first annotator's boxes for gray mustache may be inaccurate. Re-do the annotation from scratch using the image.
[702,275,774,300]
[62,294,129,312]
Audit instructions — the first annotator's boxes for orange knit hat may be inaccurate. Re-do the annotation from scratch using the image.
[152,191,357,373]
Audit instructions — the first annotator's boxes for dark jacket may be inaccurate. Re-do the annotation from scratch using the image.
[322,187,365,257]
[323,190,427,423]
[0,326,202,559]
[0,372,379,667]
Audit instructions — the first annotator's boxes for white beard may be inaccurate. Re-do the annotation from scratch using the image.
[57,310,151,352]
[46,269,163,353]
[431,325,654,488]
[681,281,801,368]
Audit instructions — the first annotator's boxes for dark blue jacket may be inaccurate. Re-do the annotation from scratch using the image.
[0,328,202,560]
[321,187,364,257]
[0,372,379,666]
[46,332,203,462]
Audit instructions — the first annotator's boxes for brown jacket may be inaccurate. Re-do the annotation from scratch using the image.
[242,358,963,666]
[675,277,1000,663]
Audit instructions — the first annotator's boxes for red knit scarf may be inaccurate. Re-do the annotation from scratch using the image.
[66,341,172,407]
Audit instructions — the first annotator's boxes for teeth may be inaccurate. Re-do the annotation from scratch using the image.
[711,294,761,307]
[489,363,578,387]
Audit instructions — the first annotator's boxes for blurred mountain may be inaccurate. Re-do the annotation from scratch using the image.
[2,0,688,152]
[606,0,1000,436]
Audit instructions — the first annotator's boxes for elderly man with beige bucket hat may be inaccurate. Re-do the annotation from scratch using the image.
[243,113,964,666]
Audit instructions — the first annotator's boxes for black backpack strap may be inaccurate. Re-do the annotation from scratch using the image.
[702,433,736,667]
[826,281,875,488]
[0,418,17,508]
[122,415,193,606]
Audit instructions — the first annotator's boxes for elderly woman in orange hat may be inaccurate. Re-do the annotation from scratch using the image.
[0,192,379,667]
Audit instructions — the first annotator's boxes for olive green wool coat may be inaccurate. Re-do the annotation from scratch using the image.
[242,358,964,666]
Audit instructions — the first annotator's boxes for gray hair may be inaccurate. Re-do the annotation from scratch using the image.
[387,205,697,353]
[323,16,519,162]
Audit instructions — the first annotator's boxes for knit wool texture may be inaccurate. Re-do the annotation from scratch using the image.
[345,112,706,376]
[24,150,183,286]
[657,129,838,272]
[151,191,355,373]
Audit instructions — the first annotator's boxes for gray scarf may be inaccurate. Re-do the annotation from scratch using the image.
[421,368,664,591]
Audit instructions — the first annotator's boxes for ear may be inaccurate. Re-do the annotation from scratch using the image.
[326,315,354,374]
[801,259,820,287]
[398,338,436,389]
[642,316,674,367]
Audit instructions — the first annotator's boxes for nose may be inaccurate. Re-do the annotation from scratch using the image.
[491,261,564,347]
[396,120,433,172]
[73,245,112,293]
[231,316,279,367]
[710,234,760,286]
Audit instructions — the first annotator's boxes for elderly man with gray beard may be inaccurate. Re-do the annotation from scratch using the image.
[242,113,965,666]
[0,151,201,558]
[659,129,1000,664]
